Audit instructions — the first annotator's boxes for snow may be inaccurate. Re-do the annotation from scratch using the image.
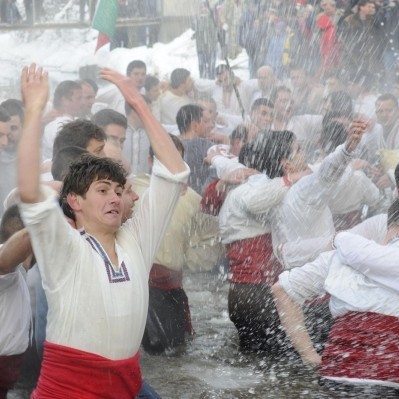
[0,25,249,100]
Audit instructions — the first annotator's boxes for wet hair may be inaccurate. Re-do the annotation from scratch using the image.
[270,86,292,103]
[176,104,204,134]
[144,75,160,92]
[325,91,353,119]
[170,68,191,89]
[53,80,82,109]
[0,204,24,243]
[239,130,295,177]
[395,163,399,188]
[230,125,249,144]
[126,60,147,75]
[215,64,229,75]
[52,146,89,181]
[0,106,10,123]
[52,119,106,157]
[60,154,127,220]
[1,99,24,121]
[387,198,399,228]
[376,93,398,107]
[251,98,274,112]
[320,120,347,154]
[149,134,184,158]
[92,109,127,129]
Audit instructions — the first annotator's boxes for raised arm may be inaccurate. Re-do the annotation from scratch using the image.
[100,68,186,175]
[0,228,32,275]
[18,64,49,203]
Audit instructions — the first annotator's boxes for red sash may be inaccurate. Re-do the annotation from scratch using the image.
[200,179,225,216]
[226,234,283,286]
[31,342,142,399]
[149,264,183,290]
[320,312,399,384]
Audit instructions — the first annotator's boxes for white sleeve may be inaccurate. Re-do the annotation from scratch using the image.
[240,177,288,215]
[278,251,332,305]
[211,155,244,178]
[279,236,332,270]
[346,214,387,242]
[335,231,399,292]
[119,158,190,274]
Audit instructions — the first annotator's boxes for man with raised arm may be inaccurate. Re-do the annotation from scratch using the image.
[17,64,189,399]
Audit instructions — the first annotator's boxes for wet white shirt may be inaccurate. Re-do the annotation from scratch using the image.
[0,263,31,356]
[19,159,189,360]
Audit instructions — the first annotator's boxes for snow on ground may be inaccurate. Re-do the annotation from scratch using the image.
[0,26,250,100]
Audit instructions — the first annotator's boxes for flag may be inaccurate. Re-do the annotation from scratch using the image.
[92,0,119,52]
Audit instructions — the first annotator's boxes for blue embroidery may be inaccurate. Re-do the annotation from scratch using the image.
[80,230,130,284]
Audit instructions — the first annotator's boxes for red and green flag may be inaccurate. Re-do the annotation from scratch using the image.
[92,0,119,52]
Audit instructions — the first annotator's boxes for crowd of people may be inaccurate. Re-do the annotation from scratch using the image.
[0,0,399,397]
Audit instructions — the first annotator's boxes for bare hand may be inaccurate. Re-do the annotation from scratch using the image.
[21,63,48,113]
[345,119,367,153]
[351,158,369,171]
[100,68,144,108]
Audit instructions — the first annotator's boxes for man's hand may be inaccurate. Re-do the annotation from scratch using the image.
[100,68,145,108]
[220,167,259,185]
[21,64,48,113]
[345,119,367,153]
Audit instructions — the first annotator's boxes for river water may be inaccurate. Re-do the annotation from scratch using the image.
[9,270,393,399]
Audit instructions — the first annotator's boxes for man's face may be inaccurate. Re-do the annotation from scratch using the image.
[66,89,83,117]
[216,70,232,88]
[77,179,125,233]
[376,100,398,128]
[104,124,127,149]
[290,69,306,89]
[146,84,161,102]
[274,91,293,119]
[129,67,146,90]
[86,138,106,157]
[286,141,308,173]
[121,179,139,222]
[80,84,96,117]
[251,105,273,130]
[184,76,194,94]
[197,109,214,137]
[5,115,22,151]
[257,68,275,92]
[0,120,10,151]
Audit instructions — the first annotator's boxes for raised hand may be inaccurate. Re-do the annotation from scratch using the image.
[21,63,48,113]
[345,119,367,153]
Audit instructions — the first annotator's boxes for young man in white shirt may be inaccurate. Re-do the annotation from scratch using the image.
[17,64,188,399]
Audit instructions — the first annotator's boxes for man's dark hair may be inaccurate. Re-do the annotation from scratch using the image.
[251,98,274,113]
[52,119,106,157]
[170,68,191,89]
[326,91,353,118]
[0,204,24,243]
[176,104,203,134]
[60,155,127,220]
[126,60,147,76]
[52,146,89,181]
[53,80,82,109]
[239,130,295,177]
[394,163,399,189]
[144,75,160,92]
[376,93,399,107]
[387,198,399,228]
[320,120,347,154]
[149,134,184,158]
[230,125,248,144]
[215,64,228,75]
[270,86,292,103]
[1,99,24,121]
[0,106,10,123]
[92,109,127,129]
